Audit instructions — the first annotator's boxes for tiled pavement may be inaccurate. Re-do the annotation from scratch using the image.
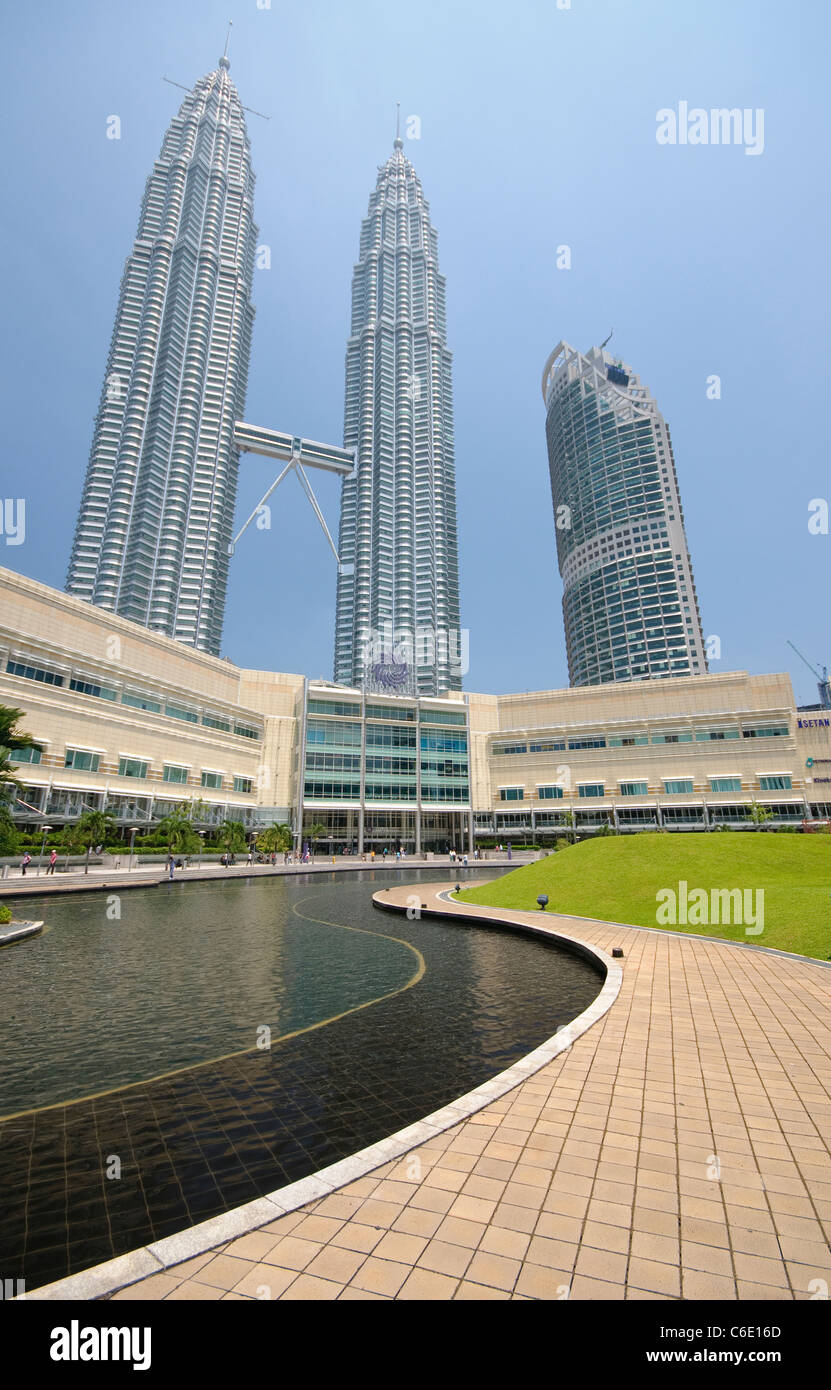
[83,885,831,1299]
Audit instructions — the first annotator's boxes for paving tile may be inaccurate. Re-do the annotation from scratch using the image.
[627,1256,681,1297]
[329,1222,385,1254]
[350,1257,411,1297]
[231,1263,300,1299]
[191,1254,254,1290]
[417,1239,473,1278]
[463,1251,522,1292]
[397,1268,459,1300]
[514,1263,573,1300]
[305,1244,367,1285]
[280,1274,342,1301]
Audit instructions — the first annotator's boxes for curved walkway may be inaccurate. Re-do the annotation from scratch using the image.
[32,884,831,1301]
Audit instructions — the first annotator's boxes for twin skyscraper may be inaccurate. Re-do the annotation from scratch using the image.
[66,51,705,693]
[65,52,461,696]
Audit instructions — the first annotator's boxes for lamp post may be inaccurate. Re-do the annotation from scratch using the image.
[37,825,53,876]
[198,830,206,871]
[128,826,139,872]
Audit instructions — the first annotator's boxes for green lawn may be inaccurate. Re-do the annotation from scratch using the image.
[459,834,831,960]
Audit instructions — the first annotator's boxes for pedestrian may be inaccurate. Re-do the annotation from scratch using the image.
[21,850,31,876]
[463,854,468,866]
[167,853,175,881]
[47,848,58,875]
[221,852,228,868]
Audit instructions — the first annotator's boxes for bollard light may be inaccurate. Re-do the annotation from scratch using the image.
[537,894,549,910]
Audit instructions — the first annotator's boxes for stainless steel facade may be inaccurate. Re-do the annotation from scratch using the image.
[66,55,257,657]
[334,136,462,696]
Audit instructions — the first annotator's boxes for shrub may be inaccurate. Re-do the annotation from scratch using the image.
[0,904,12,925]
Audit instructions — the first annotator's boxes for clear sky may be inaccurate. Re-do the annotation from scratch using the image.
[3,0,829,703]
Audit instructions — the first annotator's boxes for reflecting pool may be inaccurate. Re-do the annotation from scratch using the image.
[0,869,602,1289]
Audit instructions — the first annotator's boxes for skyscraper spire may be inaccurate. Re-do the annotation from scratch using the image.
[66,58,258,655]
[334,139,462,695]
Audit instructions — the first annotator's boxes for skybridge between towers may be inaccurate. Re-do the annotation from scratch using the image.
[230,421,355,571]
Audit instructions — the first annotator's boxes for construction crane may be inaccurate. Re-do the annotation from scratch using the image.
[786,641,831,709]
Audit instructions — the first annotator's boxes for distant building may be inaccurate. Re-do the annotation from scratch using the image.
[542,342,707,686]
[334,133,462,696]
[4,568,828,852]
[66,53,258,656]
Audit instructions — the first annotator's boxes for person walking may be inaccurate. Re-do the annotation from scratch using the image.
[47,849,58,875]
[20,851,31,876]
[167,853,175,881]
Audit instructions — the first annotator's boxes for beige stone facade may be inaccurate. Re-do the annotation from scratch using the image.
[2,566,828,840]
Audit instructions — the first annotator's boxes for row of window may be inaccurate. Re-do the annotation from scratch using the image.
[492,725,789,755]
[5,659,261,740]
[13,745,253,793]
[499,774,793,801]
[307,699,466,728]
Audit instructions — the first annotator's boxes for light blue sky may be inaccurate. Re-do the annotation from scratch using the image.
[3,0,829,702]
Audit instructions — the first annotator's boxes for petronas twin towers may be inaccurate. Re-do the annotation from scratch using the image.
[67,54,460,694]
[67,56,257,655]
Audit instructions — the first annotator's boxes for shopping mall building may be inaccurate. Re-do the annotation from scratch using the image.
[2,567,829,852]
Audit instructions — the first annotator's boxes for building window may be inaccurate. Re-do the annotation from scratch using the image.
[233,776,253,794]
[529,740,566,753]
[165,704,198,724]
[709,776,742,793]
[233,723,261,741]
[118,757,148,779]
[201,771,223,789]
[499,788,524,801]
[203,714,232,733]
[538,785,564,799]
[307,699,361,718]
[578,783,605,798]
[364,703,416,722]
[619,781,648,796]
[663,778,694,794]
[121,691,161,713]
[7,659,64,686]
[10,745,42,765]
[651,732,692,744]
[759,775,792,791]
[70,677,117,701]
[743,726,789,739]
[64,749,100,772]
[493,743,527,756]
[163,765,189,784]
[568,738,606,750]
[420,710,467,727]
[696,729,740,742]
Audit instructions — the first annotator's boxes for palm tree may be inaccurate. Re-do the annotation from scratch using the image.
[62,809,115,874]
[217,820,247,856]
[306,821,328,861]
[0,705,40,788]
[157,804,201,856]
[256,823,292,856]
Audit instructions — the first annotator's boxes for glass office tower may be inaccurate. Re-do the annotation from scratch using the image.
[66,54,257,656]
[334,135,462,696]
[542,342,707,686]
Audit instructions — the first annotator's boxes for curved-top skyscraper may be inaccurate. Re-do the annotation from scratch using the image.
[66,54,257,656]
[334,133,461,696]
[543,341,707,686]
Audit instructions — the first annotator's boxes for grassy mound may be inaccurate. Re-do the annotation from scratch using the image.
[458,833,831,960]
